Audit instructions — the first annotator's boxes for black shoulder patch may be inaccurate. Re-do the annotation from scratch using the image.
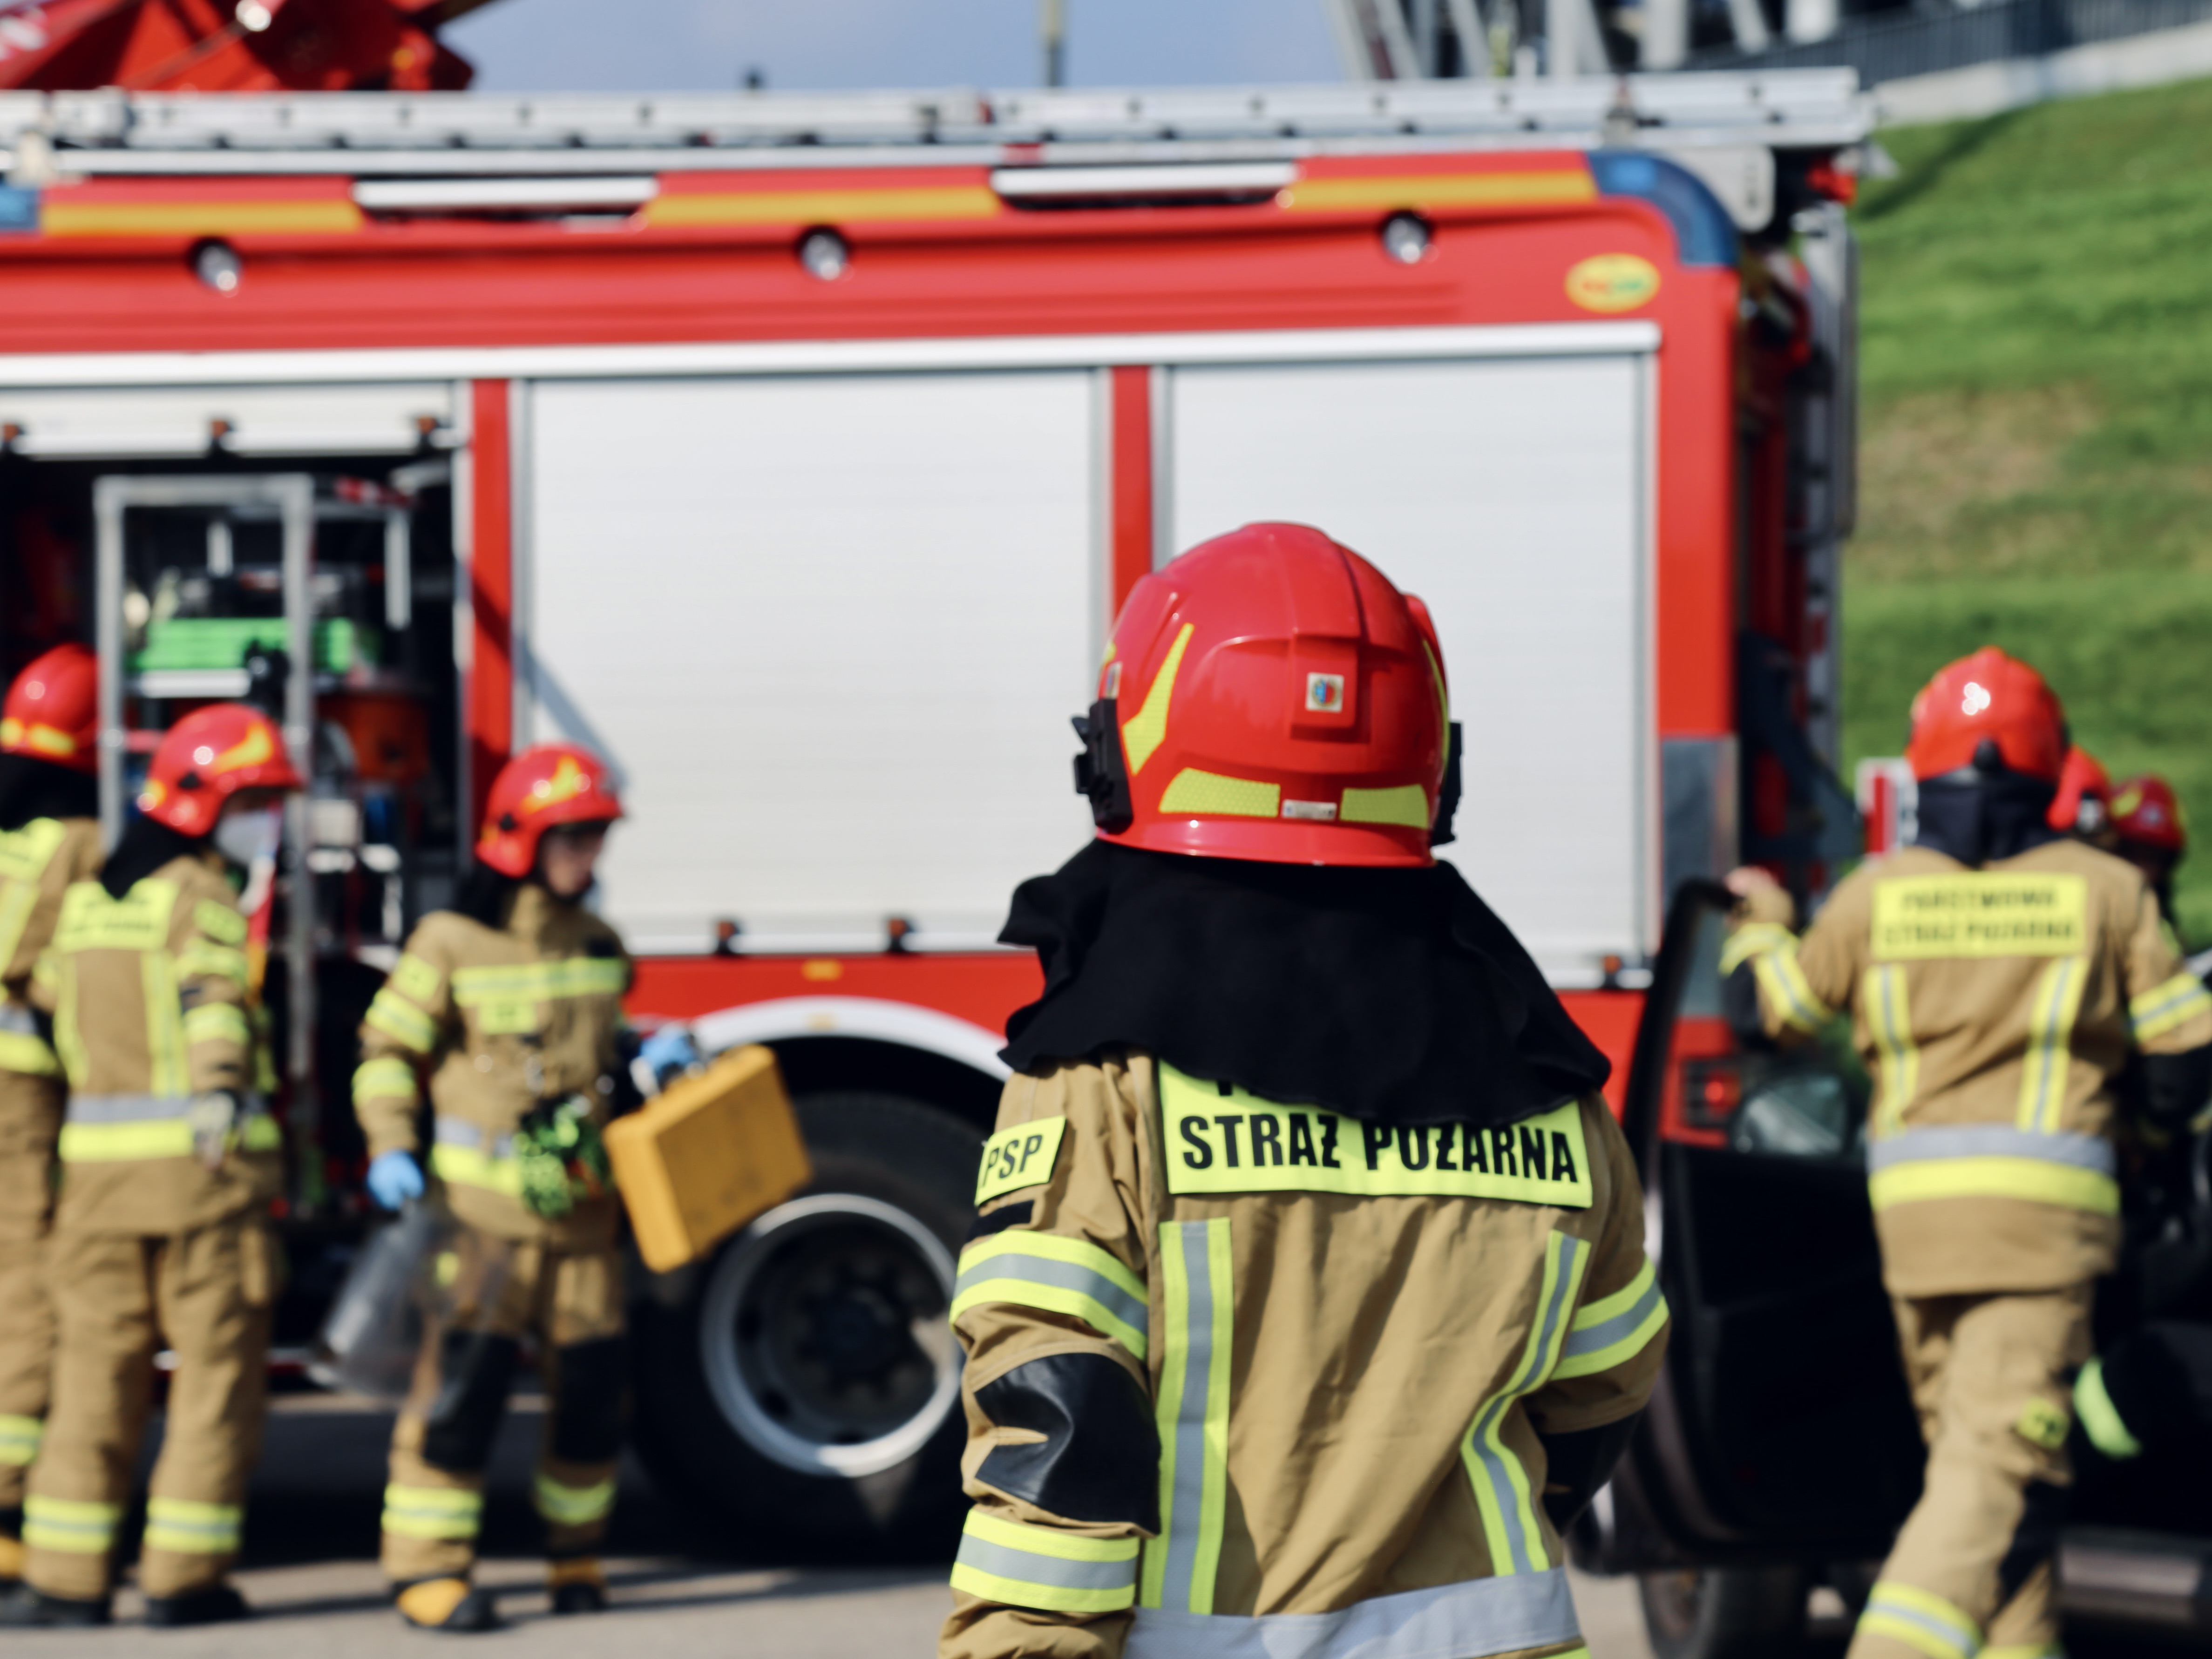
[976,1351,1159,1530]
[966,1201,1034,1242]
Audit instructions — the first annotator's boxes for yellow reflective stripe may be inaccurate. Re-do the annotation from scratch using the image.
[0,815,68,883]
[0,1412,42,1465]
[1340,783,1431,828]
[59,1108,278,1164]
[532,1472,616,1526]
[1718,921,1793,977]
[193,899,248,946]
[182,1002,251,1050]
[449,957,628,1005]
[951,1232,1150,1361]
[950,1509,1139,1614]
[241,1113,281,1151]
[0,1027,59,1076]
[430,1140,523,1198]
[366,988,438,1052]
[1866,964,1920,1134]
[176,942,250,987]
[51,948,84,1086]
[54,876,178,952]
[1120,623,1193,776]
[974,1117,1069,1203]
[2074,1357,2143,1460]
[1982,1647,2064,1659]
[2015,958,2087,1133]
[1463,1230,1589,1575]
[1859,1581,1981,1659]
[353,1056,420,1107]
[1869,1157,2119,1217]
[1554,1255,1668,1380]
[142,950,188,1097]
[1750,942,1831,1035]
[2131,971,2212,1042]
[1158,768,1280,818]
[1140,1217,1232,1614]
[393,952,441,1003]
[22,1494,122,1552]
[381,1483,483,1540]
[144,1496,243,1554]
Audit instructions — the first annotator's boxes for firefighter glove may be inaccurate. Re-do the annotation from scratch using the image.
[367,1148,426,1210]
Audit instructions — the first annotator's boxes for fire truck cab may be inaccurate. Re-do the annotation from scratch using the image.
[0,71,1870,1549]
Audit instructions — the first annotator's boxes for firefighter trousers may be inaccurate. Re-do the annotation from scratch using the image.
[20,1212,279,1601]
[1848,1285,2092,1659]
[379,1227,626,1585]
[0,1068,63,1530]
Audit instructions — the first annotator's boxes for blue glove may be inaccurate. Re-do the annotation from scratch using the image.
[366,1150,424,1211]
[639,1025,700,1083]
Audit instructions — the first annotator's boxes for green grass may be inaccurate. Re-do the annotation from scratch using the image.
[1843,78,2212,939]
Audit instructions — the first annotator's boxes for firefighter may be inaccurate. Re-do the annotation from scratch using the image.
[0,646,103,1586]
[0,703,299,1629]
[2048,745,2113,846]
[2109,774,2186,931]
[1724,646,2212,1659]
[353,743,632,1633]
[941,523,1668,1659]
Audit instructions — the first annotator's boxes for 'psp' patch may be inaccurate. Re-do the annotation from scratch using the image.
[975,1117,1069,1204]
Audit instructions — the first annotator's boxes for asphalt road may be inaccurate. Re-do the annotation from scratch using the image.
[8,1388,1668,1657]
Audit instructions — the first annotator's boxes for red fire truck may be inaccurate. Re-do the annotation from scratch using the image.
[0,72,1872,1553]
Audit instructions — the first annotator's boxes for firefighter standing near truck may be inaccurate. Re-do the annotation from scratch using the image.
[1725,647,2212,1659]
[941,523,1669,1659]
[352,743,633,1634]
[0,703,299,1629]
[0,646,104,1586]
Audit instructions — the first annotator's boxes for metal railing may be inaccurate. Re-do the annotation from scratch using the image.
[1687,0,2212,83]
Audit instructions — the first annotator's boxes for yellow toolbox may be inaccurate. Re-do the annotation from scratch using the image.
[605,1044,813,1272]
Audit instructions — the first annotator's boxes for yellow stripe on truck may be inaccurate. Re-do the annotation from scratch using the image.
[1280,170,1596,212]
[645,186,1002,228]
[42,200,366,237]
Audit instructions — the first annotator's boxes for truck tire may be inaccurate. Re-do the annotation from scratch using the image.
[630,1089,980,1558]
[1638,1566,1809,1659]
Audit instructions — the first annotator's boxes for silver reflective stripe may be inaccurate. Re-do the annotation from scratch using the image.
[1157,1219,1224,1613]
[957,1534,1140,1594]
[66,1093,192,1123]
[950,1253,1149,1339]
[1464,1234,1584,1576]
[1126,1567,1582,1659]
[1559,1271,1664,1367]
[0,1002,37,1036]
[1866,1125,2114,1175]
[434,1117,516,1159]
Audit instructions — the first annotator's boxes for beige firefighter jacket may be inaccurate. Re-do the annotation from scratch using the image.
[352,881,631,1249]
[29,850,277,1235]
[941,1051,1667,1659]
[0,815,102,1080]
[1728,839,2212,1296]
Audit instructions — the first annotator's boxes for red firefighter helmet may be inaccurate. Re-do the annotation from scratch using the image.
[1,644,98,774]
[2111,774,2187,856]
[1905,647,2067,784]
[476,743,625,878]
[2048,746,2113,834]
[139,704,304,836]
[1079,522,1450,868]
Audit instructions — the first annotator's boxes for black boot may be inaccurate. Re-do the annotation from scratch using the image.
[144,1583,252,1627]
[394,1576,502,1632]
[0,1584,113,1626]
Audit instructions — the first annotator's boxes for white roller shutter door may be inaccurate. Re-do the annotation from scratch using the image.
[522,372,1097,954]
[1167,354,1653,984]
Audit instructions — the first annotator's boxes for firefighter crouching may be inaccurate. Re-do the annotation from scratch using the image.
[0,704,300,1629]
[353,743,633,1633]
[0,647,103,1587]
[1725,647,2212,1659]
[942,524,1669,1659]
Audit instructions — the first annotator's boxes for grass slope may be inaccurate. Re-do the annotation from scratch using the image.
[1846,79,2212,938]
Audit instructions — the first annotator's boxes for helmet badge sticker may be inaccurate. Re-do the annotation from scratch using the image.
[1305,673,1344,713]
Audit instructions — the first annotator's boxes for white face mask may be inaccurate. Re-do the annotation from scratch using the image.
[213,804,283,869]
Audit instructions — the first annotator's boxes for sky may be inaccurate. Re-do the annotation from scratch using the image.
[443,0,1346,94]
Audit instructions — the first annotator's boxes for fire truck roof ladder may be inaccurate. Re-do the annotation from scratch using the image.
[0,71,1872,178]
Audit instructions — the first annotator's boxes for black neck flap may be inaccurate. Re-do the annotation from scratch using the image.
[1913,774,2062,867]
[101,818,204,899]
[0,755,98,834]
[998,840,1610,1128]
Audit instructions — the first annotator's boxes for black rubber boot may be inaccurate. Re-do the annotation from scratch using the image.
[550,1578,607,1615]
[394,1577,502,1633]
[0,1584,113,1626]
[144,1583,253,1627]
